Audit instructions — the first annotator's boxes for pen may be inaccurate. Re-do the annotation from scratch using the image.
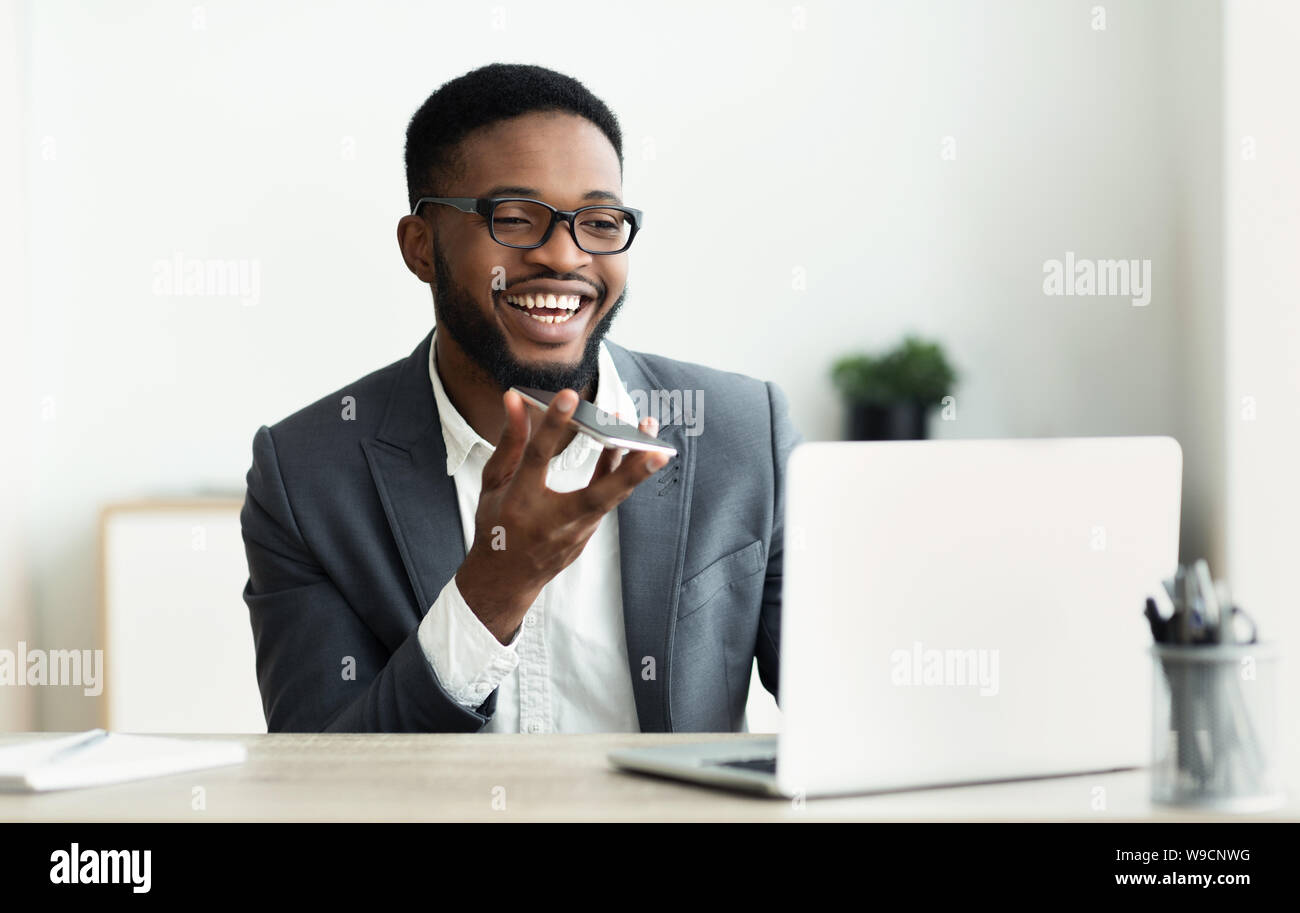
[1152,580,1176,624]
[1194,559,1219,642]
[1191,561,1226,786]
[1174,566,1191,645]
[42,729,109,765]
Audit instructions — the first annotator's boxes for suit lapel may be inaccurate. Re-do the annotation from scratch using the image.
[606,341,696,733]
[362,331,695,734]
[361,330,466,619]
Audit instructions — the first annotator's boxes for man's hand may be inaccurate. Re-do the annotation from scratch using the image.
[455,388,667,643]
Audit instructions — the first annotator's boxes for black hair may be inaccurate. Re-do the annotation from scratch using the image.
[404,63,624,212]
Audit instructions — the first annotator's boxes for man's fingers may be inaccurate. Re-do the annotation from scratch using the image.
[481,390,529,490]
[589,415,656,486]
[588,416,655,485]
[577,449,669,516]
[589,442,623,485]
[518,389,580,480]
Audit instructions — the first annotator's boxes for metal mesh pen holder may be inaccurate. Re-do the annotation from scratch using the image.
[1150,643,1284,812]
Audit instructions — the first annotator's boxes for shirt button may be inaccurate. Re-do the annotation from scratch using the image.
[524,614,537,627]
[475,682,490,693]
[528,721,543,734]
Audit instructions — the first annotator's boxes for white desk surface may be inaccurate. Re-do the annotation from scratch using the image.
[1,732,1295,822]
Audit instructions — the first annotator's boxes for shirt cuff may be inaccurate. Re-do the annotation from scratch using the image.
[417,573,522,709]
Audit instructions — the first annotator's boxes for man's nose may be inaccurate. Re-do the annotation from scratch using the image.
[524,217,594,271]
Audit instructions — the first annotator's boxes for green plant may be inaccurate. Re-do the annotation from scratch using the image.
[831,335,958,407]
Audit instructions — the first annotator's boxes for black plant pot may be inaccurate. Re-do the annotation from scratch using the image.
[846,401,928,441]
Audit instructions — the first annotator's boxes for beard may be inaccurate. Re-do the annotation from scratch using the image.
[431,236,626,395]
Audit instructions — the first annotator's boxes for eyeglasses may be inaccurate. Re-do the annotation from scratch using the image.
[412,196,643,254]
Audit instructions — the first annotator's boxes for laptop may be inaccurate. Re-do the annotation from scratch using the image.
[608,436,1183,798]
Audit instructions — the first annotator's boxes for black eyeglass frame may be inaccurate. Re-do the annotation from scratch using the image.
[411,196,643,254]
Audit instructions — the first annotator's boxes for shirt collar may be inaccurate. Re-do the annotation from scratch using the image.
[428,327,640,476]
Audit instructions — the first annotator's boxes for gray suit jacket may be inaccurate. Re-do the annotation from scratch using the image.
[239,329,802,732]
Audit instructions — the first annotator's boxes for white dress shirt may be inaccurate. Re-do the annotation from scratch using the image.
[415,327,643,733]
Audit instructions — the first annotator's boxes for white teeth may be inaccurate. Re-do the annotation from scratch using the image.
[503,292,584,326]
[504,293,581,311]
[525,310,571,324]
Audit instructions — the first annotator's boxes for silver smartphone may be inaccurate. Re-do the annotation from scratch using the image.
[510,386,678,458]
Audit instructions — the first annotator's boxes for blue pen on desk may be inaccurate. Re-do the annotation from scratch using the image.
[42,729,109,764]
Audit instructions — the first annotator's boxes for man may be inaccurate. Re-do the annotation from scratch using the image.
[239,63,802,733]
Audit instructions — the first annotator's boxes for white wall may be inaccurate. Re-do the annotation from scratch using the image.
[1223,0,1300,772]
[11,0,1228,729]
[0,0,34,729]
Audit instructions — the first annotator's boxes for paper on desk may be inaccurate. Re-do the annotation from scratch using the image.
[0,729,246,792]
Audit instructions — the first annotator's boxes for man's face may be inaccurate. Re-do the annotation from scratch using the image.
[424,112,630,393]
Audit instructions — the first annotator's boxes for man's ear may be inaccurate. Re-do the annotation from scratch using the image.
[397,214,436,283]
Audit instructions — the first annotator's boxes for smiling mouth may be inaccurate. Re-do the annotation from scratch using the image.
[501,292,594,325]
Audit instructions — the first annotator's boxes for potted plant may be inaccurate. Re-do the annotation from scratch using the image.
[831,336,958,440]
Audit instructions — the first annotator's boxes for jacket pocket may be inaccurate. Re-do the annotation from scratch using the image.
[676,538,765,620]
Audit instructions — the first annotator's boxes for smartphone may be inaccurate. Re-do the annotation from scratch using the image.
[510,386,678,458]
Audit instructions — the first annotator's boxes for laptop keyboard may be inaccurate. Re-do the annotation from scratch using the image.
[715,756,777,774]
